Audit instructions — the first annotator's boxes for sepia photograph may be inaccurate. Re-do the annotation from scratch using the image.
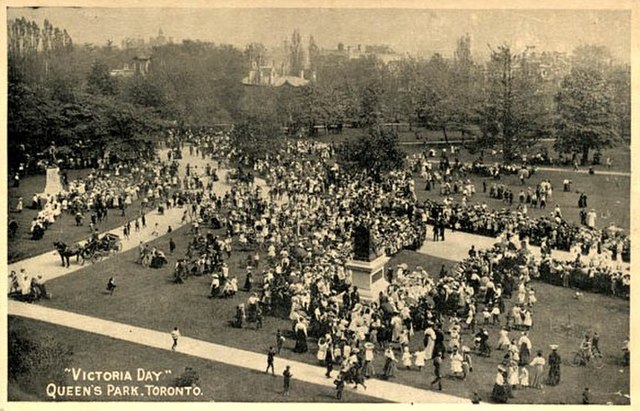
[3,2,634,407]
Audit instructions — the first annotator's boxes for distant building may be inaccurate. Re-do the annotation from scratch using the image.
[120,28,173,50]
[110,55,152,77]
[521,49,571,83]
[242,62,309,87]
[149,28,173,47]
[319,43,404,64]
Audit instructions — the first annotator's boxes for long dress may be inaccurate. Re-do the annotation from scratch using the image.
[363,346,375,377]
[293,323,308,353]
[382,350,397,379]
[491,372,509,403]
[316,341,328,363]
[547,351,561,385]
[529,356,545,388]
[519,339,531,366]
[450,352,463,375]
[424,327,436,359]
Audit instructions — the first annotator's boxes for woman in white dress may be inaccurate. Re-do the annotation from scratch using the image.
[363,342,375,377]
[450,347,464,377]
[424,323,436,359]
[316,337,328,364]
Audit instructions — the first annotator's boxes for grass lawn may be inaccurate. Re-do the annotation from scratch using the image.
[8,316,381,403]
[316,127,471,145]
[35,224,630,405]
[7,170,153,264]
[401,142,631,174]
[412,166,630,232]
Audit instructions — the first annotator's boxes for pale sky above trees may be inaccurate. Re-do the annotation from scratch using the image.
[8,7,631,63]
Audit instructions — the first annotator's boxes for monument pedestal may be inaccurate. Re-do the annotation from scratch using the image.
[346,254,390,302]
[42,166,64,197]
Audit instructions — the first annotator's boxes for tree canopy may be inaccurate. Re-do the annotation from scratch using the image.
[338,127,405,179]
[554,67,621,164]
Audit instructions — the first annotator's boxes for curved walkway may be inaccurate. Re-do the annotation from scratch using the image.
[8,301,466,403]
[8,148,222,282]
[417,225,630,270]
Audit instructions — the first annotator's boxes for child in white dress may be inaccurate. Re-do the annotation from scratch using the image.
[497,328,510,350]
[402,346,412,370]
[414,349,426,371]
[519,366,530,388]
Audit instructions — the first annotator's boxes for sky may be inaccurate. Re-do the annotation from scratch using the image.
[7,7,631,63]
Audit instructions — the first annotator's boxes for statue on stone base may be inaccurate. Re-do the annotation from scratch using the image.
[352,220,381,262]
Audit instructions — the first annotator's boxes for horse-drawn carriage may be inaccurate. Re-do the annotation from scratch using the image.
[83,233,123,263]
[54,233,123,266]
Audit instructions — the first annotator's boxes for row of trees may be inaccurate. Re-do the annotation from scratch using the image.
[8,19,631,171]
[241,37,629,164]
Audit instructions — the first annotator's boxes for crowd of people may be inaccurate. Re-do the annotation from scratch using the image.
[21,152,184,242]
[407,151,630,263]
[156,129,629,403]
[10,125,629,403]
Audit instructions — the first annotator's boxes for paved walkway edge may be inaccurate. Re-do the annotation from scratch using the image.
[8,301,467,404]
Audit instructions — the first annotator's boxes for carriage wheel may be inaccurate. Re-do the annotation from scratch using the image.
[91,253,103,264]
[570,352,584,367]
[116,242,123,252]
[591,353,605,369]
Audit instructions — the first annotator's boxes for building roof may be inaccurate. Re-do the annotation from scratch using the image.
[272,76,309,87]
[241,75,309,87]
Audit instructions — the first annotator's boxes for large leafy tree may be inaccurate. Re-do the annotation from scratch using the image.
[230,114,283,164]
[338,127,405,179]
[554,67,621,165]
[288,29,305,77]
[608,65,631,140]
[477,45,549,162]
[86,60,118,95]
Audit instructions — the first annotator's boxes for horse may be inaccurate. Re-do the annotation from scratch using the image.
[53,241,84,267]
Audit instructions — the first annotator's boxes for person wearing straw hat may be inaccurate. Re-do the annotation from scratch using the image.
[547,345,561,386]
[363,342,376,378]
[382,346,398,380]
[491,365,510,403]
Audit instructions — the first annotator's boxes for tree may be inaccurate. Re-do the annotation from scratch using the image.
[554,67,621,165]
[288,30,305,77]
[338,127,405,179]
[359,84,385,127]
[230,114,283,164]
[244,42,267,68]
[608,65,631,140]
[86,60,117,95]
[571,45,612,74]
[478,45,549,162]
[308,35,320,72]
[451,34,483,137]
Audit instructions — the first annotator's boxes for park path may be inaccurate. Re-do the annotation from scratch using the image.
[534,166,630,177]
[7,146,276,283]
[420,159,630,177]
[8,301,466,404]
[8,148,225,282]
[417,224,630,270]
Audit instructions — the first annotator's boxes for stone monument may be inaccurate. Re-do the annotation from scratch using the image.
[346,222,390,302]
[41,142,64,197]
